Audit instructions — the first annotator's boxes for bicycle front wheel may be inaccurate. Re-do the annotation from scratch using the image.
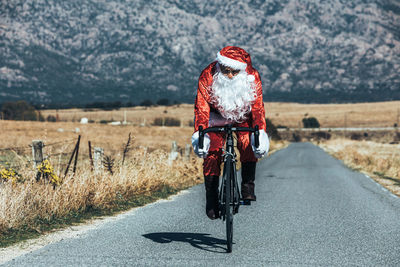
[225,160,234,253]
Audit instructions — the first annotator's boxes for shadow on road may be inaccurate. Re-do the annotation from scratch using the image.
[142,232,227,253]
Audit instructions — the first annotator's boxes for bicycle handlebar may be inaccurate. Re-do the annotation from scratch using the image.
[198,125,260,149]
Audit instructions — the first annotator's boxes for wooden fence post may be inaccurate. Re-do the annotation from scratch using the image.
[94,147,104,173]
[123,110,127,125]
[64,135,81,178]
[168,141,179,165]
[88,141,94,171]
[32,140,44,168]
[172,141,178,153]
[72,135,81,174]
[184,144,191,161]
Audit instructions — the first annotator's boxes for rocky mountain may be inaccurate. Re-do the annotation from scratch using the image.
[0,0,399,106]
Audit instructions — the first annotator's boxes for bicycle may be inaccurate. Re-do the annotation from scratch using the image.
[199,124,260,253]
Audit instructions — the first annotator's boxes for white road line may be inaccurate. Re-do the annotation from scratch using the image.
[364,174,399,199]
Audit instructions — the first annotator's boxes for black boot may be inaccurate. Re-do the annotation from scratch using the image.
[204,175,220,220]
[241,162,256,201]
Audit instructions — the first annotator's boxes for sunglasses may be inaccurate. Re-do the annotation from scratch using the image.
[220,65,240,76]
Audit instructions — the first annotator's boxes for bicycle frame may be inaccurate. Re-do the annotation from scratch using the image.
[219,126,241,217]
[199,124,259,252]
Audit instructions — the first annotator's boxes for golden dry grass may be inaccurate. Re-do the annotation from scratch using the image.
[39,101,400,128]
[0,120,195,154]
[0,118,286,243]
[0,148,203,237]
[0,120,202,242]
[40,105,196,127]
[1,101,398,244]
[265,101,400,128]
[319,139,400,196]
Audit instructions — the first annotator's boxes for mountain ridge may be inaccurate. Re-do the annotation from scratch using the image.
[0,0,399,105]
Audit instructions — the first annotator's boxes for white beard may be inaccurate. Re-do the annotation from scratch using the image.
[210,68,256,123]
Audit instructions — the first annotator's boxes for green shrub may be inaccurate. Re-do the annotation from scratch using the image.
[265,118,281,140]
[350,133,362,140]
[157,98,170,106]
[393,132,400,142]
[165,117,180,126]
[140,100,153,107]
[292,132,302,142]
[1,101,42,121]
[153,117,181,127]
[310,131,331,140]
[302,117,320,128]
[38,112,45,122]
[84,101,121,110]
[153,118,163,126]
[47,115,57,122]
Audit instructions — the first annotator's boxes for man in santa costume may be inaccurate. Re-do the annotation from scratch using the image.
[192,46,270,220]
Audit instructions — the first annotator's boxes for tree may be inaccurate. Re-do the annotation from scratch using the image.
[140,99,153,107]
[302,117,320,128]
[47,115,57,122]
[1,101,43,121]
[84,101,121,110]
[156,98,170,106]
[125,102,136,107]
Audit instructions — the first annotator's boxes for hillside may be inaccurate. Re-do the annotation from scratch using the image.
[0,0,399,105]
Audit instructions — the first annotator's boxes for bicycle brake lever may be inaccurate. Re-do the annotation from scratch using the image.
[254,125,260,148]
[199,126,204,149]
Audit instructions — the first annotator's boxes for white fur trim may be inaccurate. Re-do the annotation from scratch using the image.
[247,75,255,82]
[216,52,247,70]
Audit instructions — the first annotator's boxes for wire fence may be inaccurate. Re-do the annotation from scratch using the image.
[1,134,192,186]
[0,136,81,186]
[0,145,31,152]
[0,138,76,152]
[44,138,76,147]
[0,138,76,168]
[0,135,131,180]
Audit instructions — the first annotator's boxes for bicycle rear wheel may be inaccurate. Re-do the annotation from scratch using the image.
[225,160,234,253]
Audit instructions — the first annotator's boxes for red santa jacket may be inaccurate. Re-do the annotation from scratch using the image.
[194,61,266,132]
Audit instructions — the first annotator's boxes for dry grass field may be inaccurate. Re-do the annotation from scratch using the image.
[265,101,400,128]
[319,139,400,196]
[40,105,196,127]
[0,120,202,246]
[0,100,399,246]
[0,117,286,246]
[0,120,195,157]
[0,147,203,244]
[40,101,400,128]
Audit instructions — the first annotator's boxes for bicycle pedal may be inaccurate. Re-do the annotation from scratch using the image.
[240,200,251,206]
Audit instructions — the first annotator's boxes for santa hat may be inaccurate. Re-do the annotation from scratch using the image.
[216,46,255,81]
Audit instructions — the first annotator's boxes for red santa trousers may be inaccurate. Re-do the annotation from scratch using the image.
[203,119,257,177]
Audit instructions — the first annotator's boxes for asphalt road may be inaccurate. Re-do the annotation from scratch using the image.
[3,143,400,266]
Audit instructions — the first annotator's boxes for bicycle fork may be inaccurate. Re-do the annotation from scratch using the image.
[219,155,241,220]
